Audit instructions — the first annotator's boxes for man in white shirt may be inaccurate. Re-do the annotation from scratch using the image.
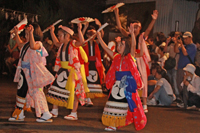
[177,64,200,109]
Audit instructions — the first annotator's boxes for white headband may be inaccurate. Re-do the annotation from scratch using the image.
[58,25,74,36]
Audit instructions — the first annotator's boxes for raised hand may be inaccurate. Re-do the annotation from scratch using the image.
[77,23,82,31]
[114,8,119,15]
[95,18,101,26]
[50,25,55,33]
[28,25,34,34]
[128,23,136,35]
[166,37,171,45]
[13,26,19,34]
[151,10,158,20]
[96,31,101,39]
[83,21,89,28]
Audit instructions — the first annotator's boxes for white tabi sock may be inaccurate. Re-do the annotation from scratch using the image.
[51,108,58,116]
[70,112,77,117]
[41,111,52,120]
[143,105,147,109]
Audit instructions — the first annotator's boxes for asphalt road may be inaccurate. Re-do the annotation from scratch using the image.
[0,75,200,133]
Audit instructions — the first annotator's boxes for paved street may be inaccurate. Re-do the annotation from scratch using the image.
[0,75,200,133]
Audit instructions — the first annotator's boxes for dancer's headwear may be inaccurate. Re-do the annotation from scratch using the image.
[58,25,74,36]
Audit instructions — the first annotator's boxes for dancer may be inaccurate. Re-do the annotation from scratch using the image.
[114,8,158,113]
[8,23,55,122]
[81,19,106,106]
[97,23,146,131]
[46,23,89,120]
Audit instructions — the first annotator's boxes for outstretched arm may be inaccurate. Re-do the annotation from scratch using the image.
[144,10,158,38]
[82,22,89,36]
[97,31,114,59]
[50,25,62,48]
[28,25,41,50]
[75,23,85,46]
[114,8,129,37]
[95,18,104,38]
[129,23,136,57]
[13,27,25,48]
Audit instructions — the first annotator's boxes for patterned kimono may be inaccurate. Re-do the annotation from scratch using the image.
[136,33,151,98]
[101,53,147,131]
[83,40,105,98]
[13,42,54,118]
[46,41,88,109]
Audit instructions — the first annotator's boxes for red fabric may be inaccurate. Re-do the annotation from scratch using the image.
[105,53,146,130]
[78,48,85,65]
[83,41,104,84]
[68,41,80,68]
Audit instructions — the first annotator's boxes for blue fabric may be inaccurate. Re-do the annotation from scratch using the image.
[178,43,196,69]
[36,49,43,56]
[117,71,137,112]
[21,61,31,77]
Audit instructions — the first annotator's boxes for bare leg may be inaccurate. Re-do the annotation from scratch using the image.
[143,97,147,105]
[52,105,58,109]
[72,95,78,112]
[64,95,78,120]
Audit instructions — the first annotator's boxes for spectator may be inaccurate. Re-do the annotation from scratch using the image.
[158,46,167,68]
[194,39,200,76]
[147,68,176,106]
[164,32,181,99]
[177,64,200,109]
[154,32,166,53]
[5,35,20,77]
[149,52,159,69]
[174,31,197,100]
[148,63,161,96]
[146,36,156,53]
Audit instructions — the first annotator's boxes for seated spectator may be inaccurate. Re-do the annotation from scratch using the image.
[158,46,167,68]
[149,52,159,69]
[177,64,200,109]
[148,63,161,96]
[147,68,176,106]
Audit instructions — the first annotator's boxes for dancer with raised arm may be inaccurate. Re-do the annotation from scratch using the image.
[46,23,89,120]
[8,23,55,122]
[97,23,146,131]
[114,8,158,113]
[81,18,106,106]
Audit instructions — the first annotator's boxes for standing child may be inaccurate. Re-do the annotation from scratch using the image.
[8,23,55,122]
[114,7,158,113]
[97,23,146,131]
[46,23,89,120]
[81,19,106,106]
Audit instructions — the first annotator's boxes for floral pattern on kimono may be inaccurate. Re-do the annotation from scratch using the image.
[136,32,151,98]
[14,41,54,117]
[53,41,86,109]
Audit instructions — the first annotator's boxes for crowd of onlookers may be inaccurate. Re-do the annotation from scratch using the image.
[146,31,200,110]
[1,30,200,111]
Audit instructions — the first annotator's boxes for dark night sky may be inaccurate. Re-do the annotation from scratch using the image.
[0,0,107,38]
